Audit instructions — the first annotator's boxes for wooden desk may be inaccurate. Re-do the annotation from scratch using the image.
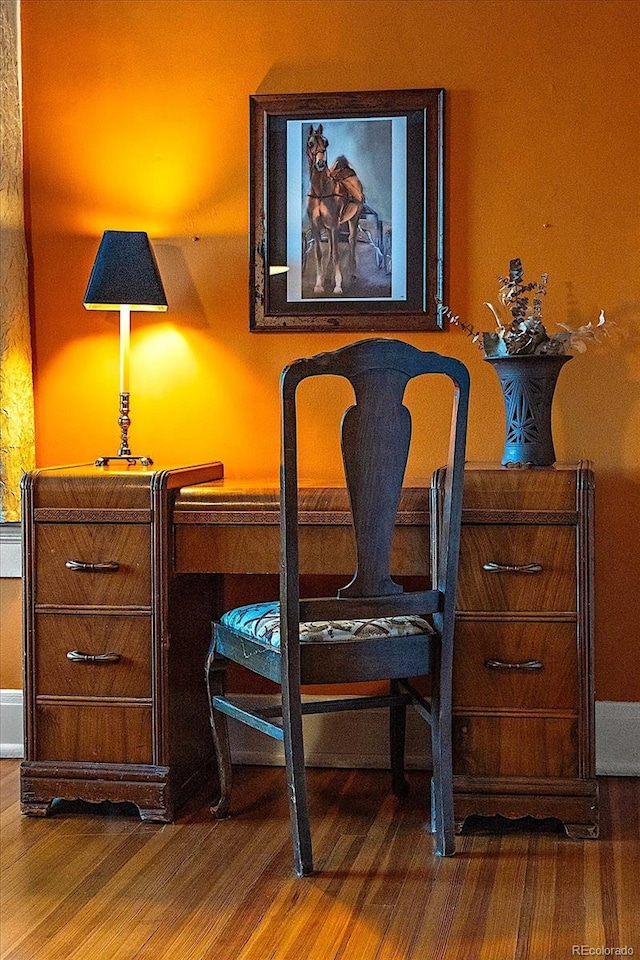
[22,463,597,836]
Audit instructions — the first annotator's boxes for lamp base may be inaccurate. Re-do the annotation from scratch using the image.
[95,391,153,467]
[95,454,154,468]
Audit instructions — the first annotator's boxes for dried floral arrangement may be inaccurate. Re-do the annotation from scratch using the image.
[438,258,607,358]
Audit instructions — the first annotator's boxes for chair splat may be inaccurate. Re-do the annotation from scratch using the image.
[340,367,411,599]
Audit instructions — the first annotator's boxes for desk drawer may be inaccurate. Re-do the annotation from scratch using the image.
[35,524,151,606]
[35,702,153,764]
[35,614,152,698]
[456,525,575,611]
[453,716,579,778]
[453,621,578,711]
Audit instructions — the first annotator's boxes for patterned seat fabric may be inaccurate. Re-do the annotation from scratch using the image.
[220,601,433,650]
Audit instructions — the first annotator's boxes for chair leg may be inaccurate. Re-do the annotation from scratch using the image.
[390,679,410,798]
[429,658,455,856]
[430,725,455,855]
[282,698,313,876]
[205,634,232,819]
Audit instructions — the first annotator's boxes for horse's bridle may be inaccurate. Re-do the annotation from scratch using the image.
[307,129,344,201]
[307,128,329,172]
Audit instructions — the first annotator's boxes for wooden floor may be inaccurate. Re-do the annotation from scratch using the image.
[1,761,638,960]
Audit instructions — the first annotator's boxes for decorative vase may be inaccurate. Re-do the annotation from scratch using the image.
[485,354,572,467]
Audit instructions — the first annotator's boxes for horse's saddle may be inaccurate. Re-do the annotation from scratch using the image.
[330,159,364,225]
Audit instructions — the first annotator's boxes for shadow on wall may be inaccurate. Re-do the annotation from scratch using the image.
[558,296,640,470]
[559,298,640,703]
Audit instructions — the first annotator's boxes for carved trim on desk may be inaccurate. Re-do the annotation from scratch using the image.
[173,509,430,526]
[453,775,598,797]
[20,759,169,781]
[35,604,152,617]
[577,460,596,779]
[35,695,153,707]
[455,610,577,622]
[454,707,578,719]
[462,509,578,525]
[34,508,151,523]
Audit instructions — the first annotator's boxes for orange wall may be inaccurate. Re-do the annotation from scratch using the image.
[17,0,640,701]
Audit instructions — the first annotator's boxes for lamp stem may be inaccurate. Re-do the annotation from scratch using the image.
[94,305,152,468]
[119,305,131,395]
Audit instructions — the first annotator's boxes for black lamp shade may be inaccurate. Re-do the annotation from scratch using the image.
[83,231,168,311]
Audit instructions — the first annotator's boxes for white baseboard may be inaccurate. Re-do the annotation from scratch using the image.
[2,691,638,775]
[0,523,22,578]
[595,700,640,776]
[1,524,23,758]
[0,689,24,757]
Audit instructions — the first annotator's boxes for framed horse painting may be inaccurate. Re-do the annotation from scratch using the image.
[249,88,445,332]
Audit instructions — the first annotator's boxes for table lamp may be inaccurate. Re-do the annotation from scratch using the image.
[83,230,168,467]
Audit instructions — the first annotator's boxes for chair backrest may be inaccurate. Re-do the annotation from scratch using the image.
[279,338,470,646]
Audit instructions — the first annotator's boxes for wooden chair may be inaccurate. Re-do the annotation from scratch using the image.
[205,338,470,876]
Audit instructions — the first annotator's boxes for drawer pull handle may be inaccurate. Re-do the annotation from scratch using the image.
[67,650,121,664]
[65,559,120,573]
[484,658,543,672]
[482,561,543,574]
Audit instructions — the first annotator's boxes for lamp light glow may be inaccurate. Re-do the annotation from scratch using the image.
[83,230,167,467]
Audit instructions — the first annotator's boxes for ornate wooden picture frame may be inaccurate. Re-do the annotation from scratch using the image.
[250,88,445,332]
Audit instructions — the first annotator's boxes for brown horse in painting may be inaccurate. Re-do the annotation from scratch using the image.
[306,125,364,295]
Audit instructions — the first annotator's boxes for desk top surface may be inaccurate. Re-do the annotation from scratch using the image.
[174,478,433,525]
[25,462,586,522]
[173,462,587,526]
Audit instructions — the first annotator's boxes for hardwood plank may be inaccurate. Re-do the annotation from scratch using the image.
[476,834,529,958]
[604,777,640,945]
[0,760,19,814]
[1,762,638,960]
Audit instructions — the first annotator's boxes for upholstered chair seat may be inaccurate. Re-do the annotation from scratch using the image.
[221,601,434,649]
